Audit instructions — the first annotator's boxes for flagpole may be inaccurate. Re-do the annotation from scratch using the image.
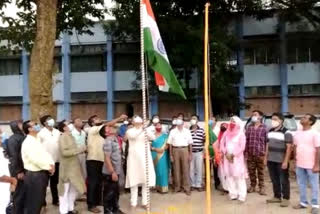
[204,3,212,214]
[140,0,151,213]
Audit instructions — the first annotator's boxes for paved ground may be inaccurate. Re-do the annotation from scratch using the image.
[45,173,316,214]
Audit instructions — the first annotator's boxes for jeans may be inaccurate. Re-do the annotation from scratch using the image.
[296,167,319,208]
[190,151,203,188]
[103,174,120,213]
[267,161,290,200]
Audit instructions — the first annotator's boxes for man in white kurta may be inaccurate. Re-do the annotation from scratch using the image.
[125,116,155,208]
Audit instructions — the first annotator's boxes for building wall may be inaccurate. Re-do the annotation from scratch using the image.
[288,97,320,115]
[0,105,22,121]
[245,98,281,117]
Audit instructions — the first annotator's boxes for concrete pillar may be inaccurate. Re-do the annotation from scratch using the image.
[279,17,289,113]
[236,15,245,118]
[59,32,71,120]
[106,35,114,120]
[22,49,30,120]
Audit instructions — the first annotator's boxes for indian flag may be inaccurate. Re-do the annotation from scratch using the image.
[142,0,186,99]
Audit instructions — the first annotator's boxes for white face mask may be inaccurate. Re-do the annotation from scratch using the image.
[152,118,160,124]
[124,121,129,125]
[68,124,74,131]
[133,116,143,124]
[172,120,177,125]
[176,119,184,126]
[271,120,280,128]
[251,116,258,123]
[47,119,55,127]
[190,119,197,126]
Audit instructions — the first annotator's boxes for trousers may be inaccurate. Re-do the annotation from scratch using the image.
[86,160,103,208]
[59,183,78,214]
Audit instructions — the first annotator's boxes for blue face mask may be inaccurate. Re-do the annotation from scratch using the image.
[209,120,214,126]
[33,124,41,132]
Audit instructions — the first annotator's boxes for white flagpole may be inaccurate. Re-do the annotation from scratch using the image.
[140,0,151,213]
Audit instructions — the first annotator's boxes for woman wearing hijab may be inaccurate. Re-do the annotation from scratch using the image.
[220,116,247,202]
[214,123,228,192]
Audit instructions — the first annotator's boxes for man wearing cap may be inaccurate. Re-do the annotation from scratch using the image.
[168,117,193,196]
[125,116,156,210]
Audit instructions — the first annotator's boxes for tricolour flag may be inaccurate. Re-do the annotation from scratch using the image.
[142,0,186,99]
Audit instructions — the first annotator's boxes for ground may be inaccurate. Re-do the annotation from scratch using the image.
[45,173,315,214]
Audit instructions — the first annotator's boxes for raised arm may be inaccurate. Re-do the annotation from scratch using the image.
[105,114,128,127]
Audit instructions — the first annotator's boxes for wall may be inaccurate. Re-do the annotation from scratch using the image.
[244,64,280,87]
[245,98,281,117]
[288,63,320,85]
[288,97,320,115]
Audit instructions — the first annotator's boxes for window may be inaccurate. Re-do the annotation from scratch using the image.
[266,45,279,64]
[245,86,280,97]
[0,58,21,76]
[289,84,320,96]
[255,47,267,64]
[71,92,106,101]
[114,53,140,71]
[297,47,310,63]
[71,54,105,72]
[244,48,254,64]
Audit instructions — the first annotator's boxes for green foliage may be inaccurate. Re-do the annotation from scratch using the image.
[0,0,105,51]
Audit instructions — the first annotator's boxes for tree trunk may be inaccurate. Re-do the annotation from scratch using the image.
[29,0,58,121]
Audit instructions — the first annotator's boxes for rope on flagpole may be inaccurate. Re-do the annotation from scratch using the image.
[140,0,151,213]
[204,3,212,214]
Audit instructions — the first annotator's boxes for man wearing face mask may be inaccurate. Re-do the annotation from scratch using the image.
[245,110,267,195]
[265,113,293,207]
[38,115,61,206]
[189,115,205,192]
[21,120,55,214]
[167,117,193,196]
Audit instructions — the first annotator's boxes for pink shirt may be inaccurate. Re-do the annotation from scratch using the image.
[294,129,320,169]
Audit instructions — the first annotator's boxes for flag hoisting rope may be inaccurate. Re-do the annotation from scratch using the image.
[140,0,151,213]
[204,3,212,214]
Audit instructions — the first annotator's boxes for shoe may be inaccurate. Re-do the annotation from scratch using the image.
[174,189,181,193]
[53,202,59,206]
[141,205,148,210]
[293,204,307,209]
[311,207,319,214]
[247,186,255,193]
[266,197,281,203]
[197,187,205,192]
[88,207,101,213]
[185,191,191,196]
[259,188,267,196]
[68,211,79,214]
[117,210,126,214]
[280,199,290,207]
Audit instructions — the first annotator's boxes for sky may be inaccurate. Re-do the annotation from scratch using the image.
[1,0,115,26]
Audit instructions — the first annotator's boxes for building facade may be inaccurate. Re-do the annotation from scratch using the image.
[0,23,199,122]
[236,15,320,117]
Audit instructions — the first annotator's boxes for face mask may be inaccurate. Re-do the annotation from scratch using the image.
[229,123,236,130]
[271,120,280,128]
[209,120,214,126]
[220,126,227,132]
[152,118,160,124]
[124,121,129,125]
[176,119,184,126]
[68,124,74,131]
[33,124,41,132]
[190,119,197,126]
[251,116,258,123]
[172,120,177,125]
[155,127,162,132]
[47,119,55,127]
[133,116,143,124]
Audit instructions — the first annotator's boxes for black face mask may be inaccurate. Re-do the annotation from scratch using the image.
[220,126,227,132]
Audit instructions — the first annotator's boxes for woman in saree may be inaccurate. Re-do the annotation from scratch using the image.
[151,122,170,193]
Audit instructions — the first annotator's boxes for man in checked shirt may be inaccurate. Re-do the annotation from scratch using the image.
[245,110,268,195]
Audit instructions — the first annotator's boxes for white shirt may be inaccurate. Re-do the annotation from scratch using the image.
[167,127,193,147]
[0,148,10,208]
[37,127,61,163]
[21,135,54,172]
[71,129,86,147]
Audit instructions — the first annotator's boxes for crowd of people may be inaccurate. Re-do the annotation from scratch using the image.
[0,111,319,214]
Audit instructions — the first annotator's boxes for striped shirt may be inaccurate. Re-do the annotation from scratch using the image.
[191,127,205,152]
[267,126,293,163]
